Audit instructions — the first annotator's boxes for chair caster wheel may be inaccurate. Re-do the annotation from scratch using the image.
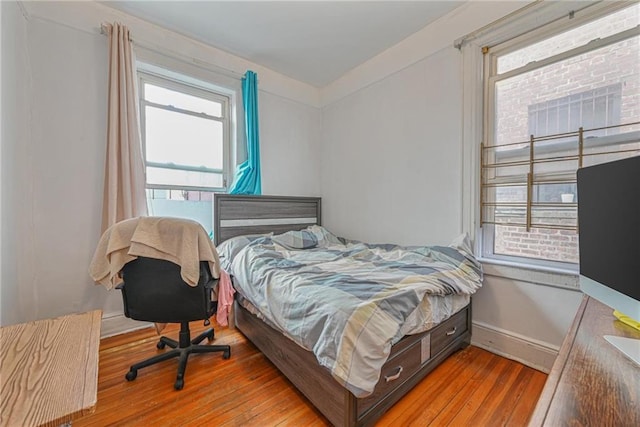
[125,370,137,381]
[207,331,215,342]
[223,349,231,360]
[157,341,166,350]
[174,378,184,390]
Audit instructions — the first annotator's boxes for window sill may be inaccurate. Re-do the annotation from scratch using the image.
[479,256,580,291]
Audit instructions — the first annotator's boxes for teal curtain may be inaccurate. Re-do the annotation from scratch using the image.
[229,70,262,195]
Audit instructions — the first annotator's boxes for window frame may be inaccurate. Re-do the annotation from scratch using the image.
[138,71,232,193]
[478,3,640,272]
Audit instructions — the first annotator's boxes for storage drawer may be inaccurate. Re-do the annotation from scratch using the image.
[358,337,425,416]
[430,307,469,357]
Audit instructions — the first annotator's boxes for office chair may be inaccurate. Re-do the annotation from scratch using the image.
[118,256,231,390]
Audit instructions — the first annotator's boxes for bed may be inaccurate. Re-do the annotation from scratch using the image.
[213,194,482,426]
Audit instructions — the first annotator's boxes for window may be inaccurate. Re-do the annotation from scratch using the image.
[528,84,622,139]
[481,3,640,268]
[139,72,231,235]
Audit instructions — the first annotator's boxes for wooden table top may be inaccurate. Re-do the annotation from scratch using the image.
[1,310,102,427]
[529,296,640,426]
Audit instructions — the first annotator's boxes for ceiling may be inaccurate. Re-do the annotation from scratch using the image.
[103,1,465,87]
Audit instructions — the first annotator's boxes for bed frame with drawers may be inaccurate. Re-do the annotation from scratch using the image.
[214,194,472,426]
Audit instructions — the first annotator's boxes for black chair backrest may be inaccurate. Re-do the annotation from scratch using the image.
[120,257,216,323]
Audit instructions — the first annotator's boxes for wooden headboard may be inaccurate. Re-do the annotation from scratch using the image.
[213,194,322,245]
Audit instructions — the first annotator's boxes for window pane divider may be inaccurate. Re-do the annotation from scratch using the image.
[486,154,583,168]
[486,173,577,186]
[484,146,640,169]
[482,122,640,151]
[142,100,225,122]
[483,181,526,188]
[483,201,577,207]
[483,159,531,169]
[483,202,526,207]
[492,25,640,81]
[146,161,223,174]
[482,220,577,232]
[146,183,226,192]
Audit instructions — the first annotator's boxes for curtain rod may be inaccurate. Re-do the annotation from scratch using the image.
[453,1,543,50]
[100,23,245,81]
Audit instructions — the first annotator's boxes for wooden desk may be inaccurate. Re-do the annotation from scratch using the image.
[1,310,102,427]
[529,296,640,426]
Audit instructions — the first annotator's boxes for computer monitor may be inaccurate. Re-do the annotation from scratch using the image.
[577,155,640,366]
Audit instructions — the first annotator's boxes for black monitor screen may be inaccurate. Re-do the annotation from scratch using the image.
[577,155,640,302]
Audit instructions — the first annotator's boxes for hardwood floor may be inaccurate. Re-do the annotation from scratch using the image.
[75,320,547,427]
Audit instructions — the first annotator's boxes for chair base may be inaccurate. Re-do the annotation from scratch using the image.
[125,322,231,390]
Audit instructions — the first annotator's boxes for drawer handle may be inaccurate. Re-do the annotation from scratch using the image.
[384,366,404,382]
[446,327,457,336]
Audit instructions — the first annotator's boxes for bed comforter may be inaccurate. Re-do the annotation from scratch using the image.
[219,227,483,397]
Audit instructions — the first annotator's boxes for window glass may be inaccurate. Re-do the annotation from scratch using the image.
[497,4,640,74]
[146,167,224,188]
[483,5,640,266]
[140,72,231,236]
[527,84,622,139]
[145,106,224,170]
[144,83,223,117]
[494,38,637,148]
[145,189,216,237]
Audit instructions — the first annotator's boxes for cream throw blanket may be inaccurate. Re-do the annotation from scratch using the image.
[89,217,221,290]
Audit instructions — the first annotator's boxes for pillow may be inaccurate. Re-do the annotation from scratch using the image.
[271,229,318,250]
[306,225,343,247]
[216,233,272,270]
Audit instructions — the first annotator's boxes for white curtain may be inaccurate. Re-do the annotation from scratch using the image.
[101,23,148,233]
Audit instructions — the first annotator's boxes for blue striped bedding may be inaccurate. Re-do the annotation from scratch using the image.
[218,226,483,397]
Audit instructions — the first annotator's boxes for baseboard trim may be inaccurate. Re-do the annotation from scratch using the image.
[101,314,558,372]
[471,321,559,373]
[100,312,152,338]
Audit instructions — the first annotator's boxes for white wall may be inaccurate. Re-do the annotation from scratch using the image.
[0,0,4,323]
[1,11,132,326]
[319,0,582,371]
[260,93,322,196]
[322,47,462,245]
[4,0,585,370]
[27,17,112,320]
[1,1,30,325]
[1,2,321,333]
[0,0,2,323]
[472,271,583,370]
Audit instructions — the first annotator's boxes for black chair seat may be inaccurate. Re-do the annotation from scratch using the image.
[118,257,231,390]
